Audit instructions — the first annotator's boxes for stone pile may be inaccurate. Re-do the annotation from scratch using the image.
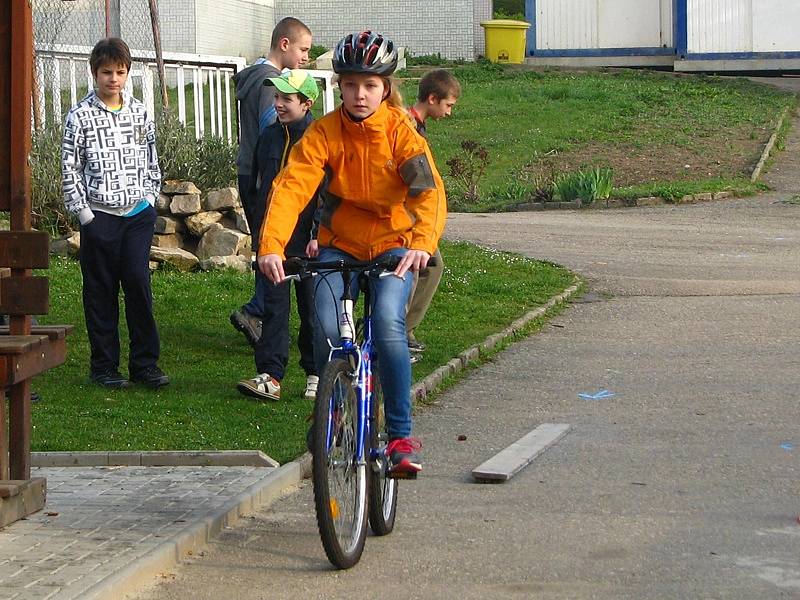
[51,180,254,273]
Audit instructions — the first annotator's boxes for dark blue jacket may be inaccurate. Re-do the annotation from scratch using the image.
[248,112,317,257]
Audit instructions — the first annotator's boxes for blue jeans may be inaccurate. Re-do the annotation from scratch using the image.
[313,247,413,439]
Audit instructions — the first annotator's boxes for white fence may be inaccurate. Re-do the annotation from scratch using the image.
[33,45,336,141]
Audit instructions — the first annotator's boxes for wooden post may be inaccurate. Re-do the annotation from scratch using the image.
[148,0,169,110]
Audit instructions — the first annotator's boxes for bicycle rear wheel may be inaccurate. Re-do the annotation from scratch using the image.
[368,367,398,535]
[312,358,368,569]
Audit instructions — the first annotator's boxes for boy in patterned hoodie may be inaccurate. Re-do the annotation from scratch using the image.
[62,38,168,389]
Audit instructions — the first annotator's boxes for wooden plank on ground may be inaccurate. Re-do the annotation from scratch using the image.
[0,231,49,268]
[472,423,571,483]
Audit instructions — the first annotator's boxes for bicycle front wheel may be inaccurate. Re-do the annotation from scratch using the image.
[368,368,398,535]
[312,358,368,569]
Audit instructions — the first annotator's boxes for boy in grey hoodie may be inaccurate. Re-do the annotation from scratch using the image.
[230,17,312,346]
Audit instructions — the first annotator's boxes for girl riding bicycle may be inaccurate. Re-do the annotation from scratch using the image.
[258,31,447,476]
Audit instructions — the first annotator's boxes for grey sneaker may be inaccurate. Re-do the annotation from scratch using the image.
[230,307,262,347]
[237,373,281,401]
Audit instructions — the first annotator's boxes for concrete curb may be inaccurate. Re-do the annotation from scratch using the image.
[79,458,307,600]
[32,450,279,468]
[411,278,582,402]
[751,105,791,182]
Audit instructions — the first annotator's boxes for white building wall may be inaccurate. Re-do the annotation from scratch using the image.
[276,0,479,60]
[752,1,800,52]
[195,0,275,61]
[535,0,669,50]
[150,0,196,54]
[473,0,492,56]
[687,0,751,53]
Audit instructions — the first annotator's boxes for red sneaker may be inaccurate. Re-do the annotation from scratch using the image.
[387,437,422,477]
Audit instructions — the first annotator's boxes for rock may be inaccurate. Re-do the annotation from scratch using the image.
[149,260,159,271]
[694,192,713,202]
[149,246,199,271]
[155,193,171,214]
[204,187,239,211]
[185,211,224,236]
[227,207,251,234]
[154,215,185,234]
[50,231,80,257]
[636,196,662,206]
[162,180,201,195]
[199,255,251,273]
[713,191,732,200]
[151,232,185,249]
[196,226,250,260]
[680,194,696,203]
[170,194,202,216]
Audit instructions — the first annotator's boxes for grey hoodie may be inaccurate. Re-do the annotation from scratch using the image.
[234,62,281,177]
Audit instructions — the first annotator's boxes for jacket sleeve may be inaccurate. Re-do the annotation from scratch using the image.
[143,112,161,204]
[258,122,329,258]
[62,109,89,216]
[395,124,447,254]
[258,86,278,133]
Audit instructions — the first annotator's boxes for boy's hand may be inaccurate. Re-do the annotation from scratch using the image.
[306,239,319,257]
[395,249,430,278]
[258,254,285,284]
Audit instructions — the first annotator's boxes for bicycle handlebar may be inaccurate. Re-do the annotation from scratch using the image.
[283,254,437,278]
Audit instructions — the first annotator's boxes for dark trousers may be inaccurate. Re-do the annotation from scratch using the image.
[238,174,265,318]
[254,275,316,380]
[79,207,160,375]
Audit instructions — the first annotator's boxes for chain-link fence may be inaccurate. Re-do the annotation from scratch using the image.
[31,0,159,128]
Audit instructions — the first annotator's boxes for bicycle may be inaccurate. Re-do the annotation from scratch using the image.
[284,254,422,569]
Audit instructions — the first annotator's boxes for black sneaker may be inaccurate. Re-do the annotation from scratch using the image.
[90,370,130,389]
[131,366,170,389]
[230,307,262,347]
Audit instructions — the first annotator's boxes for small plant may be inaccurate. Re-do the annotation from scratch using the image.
[553,171,583,203]
[445,140,490,207]
[554,167,613,205]
[31,124,73,236]
[579,167,614,205]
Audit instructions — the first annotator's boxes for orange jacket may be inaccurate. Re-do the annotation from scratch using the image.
[259,101,447,260]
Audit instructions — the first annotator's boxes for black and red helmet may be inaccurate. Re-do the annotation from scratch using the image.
[333,31,398,76]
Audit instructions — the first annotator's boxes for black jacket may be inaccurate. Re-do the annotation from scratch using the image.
[248,111,317,257]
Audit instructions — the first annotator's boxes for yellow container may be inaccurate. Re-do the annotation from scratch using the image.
[480,19,531,64]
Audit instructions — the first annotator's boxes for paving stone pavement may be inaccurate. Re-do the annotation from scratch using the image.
[0,465,280,600]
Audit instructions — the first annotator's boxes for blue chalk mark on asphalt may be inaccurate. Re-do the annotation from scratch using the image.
[780,442,794,451]
[578,389,616,401]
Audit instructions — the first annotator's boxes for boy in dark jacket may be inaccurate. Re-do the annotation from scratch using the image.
[237,70,320,401]
[230,17,312,348]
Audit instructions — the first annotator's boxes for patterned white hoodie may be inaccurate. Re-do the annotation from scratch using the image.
[62,90,161,225]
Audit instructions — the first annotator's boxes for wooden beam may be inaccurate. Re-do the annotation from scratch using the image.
[9,379,30,480]
[9,0,32,231]
[0,0,10,211]
[0,276,49,315]
[0,231,50,269]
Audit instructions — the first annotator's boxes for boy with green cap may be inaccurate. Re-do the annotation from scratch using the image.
[237,70,321,401]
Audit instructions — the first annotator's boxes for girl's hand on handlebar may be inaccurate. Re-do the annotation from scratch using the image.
[395,249,430,278]
[258,254,285,284]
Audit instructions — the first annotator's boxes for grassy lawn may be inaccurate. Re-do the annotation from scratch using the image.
[33,240,574,464]
[400,64,796,210]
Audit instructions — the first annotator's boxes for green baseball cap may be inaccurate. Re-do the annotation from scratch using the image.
[264,69,319,103]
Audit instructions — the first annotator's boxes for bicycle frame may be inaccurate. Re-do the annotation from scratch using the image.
[324,267,378,468]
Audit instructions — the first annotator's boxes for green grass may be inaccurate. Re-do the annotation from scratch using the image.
[398,65,795,210]
[33,240,574,464]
